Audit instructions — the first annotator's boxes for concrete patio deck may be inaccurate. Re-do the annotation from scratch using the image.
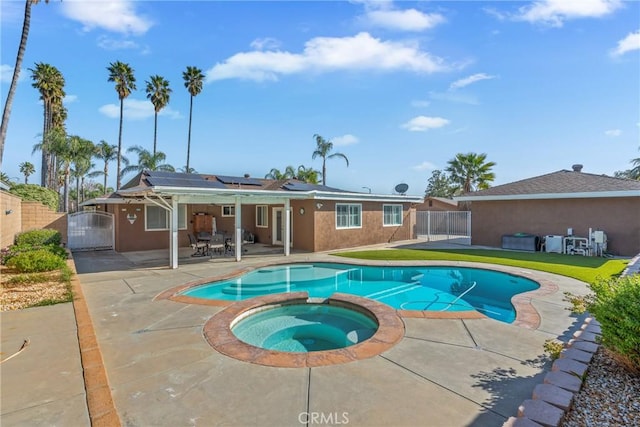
[1,242,595,426]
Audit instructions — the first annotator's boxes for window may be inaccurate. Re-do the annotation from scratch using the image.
[145,204,187,231]
[383,204,403,226]
[222,205,235,217]
[336,203,361,229]
[256,205,268,228]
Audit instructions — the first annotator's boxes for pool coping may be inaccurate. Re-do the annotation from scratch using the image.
[202,292,405,367]
[155,260,557,329]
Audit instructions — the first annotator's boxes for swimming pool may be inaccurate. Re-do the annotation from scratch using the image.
[181,263,540,323]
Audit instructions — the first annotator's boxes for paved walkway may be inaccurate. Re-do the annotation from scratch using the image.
[2,244,603,426]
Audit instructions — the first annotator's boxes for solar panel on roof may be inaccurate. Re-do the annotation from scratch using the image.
[215,175,263,186]
[283,182,347,192]
[146,173,226,189]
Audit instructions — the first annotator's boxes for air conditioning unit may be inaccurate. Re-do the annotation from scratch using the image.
[544,235,564,253]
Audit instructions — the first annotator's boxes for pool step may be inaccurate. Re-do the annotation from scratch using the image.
[221,283,297,295]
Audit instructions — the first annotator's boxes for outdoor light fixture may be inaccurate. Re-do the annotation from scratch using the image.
[5,209,13,215]
[316,203,323,209]
[299,207,305,215]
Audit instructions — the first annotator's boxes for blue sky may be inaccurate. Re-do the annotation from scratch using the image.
[1,0,639,195]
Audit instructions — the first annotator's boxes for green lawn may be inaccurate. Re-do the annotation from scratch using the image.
[332,249,629,284]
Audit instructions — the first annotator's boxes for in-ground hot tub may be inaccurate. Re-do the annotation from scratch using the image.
[232,301,378,352]
[203,292,404,367]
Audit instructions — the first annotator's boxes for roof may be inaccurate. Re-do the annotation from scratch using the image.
[83,170,423,206]
[455,170,640,201]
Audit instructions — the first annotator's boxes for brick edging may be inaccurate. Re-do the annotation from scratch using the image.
[67,255,121,427]
[504,254,640,427]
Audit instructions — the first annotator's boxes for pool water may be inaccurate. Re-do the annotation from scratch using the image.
[232,304,378,352]
[182,263,540,323]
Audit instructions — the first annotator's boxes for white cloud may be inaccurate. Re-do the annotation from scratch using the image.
[513,0,622,27]
[0,64,26,84]
[412,161,436,171]
[610,30,640,57]
[332,134,359,146]
[250,37,281,51]
[411,100,430,108]
[449,73,497,90]
[97,35,146,52]
[401,116,450,132]
[605,129,622,137]
[61,0,152,35]
[64,95,78,104]
[365,9,445,32]
[99,99,181,120]
[207,32,450,82]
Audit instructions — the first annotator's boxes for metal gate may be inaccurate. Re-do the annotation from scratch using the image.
[67,211,114,250]
[415,211,471,245]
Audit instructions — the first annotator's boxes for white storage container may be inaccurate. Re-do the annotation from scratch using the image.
[544,235,564,253]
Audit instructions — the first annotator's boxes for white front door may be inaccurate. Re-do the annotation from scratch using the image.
[272,207,292,246]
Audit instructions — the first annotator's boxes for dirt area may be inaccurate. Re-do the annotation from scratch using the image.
[0,265,71,311]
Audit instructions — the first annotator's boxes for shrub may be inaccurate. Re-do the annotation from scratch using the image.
[1,242,66,266]
[9,184,60,211]
[588,274,640,374]
[6,249,66,273]
[543,339,565,361]
[15,229,61,246]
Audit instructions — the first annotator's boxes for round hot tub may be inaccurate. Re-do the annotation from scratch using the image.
[232,303,378,352]
[203,292,405,367]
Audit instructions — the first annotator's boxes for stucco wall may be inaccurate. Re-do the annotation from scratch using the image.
[107,200,415,253]
[21,201,67,245]
[312,201,414,252]
[1,191,22,248]
[469,198,640,256]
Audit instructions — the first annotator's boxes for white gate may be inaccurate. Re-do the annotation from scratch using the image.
[415,211,471,245]
[67,211,114,250]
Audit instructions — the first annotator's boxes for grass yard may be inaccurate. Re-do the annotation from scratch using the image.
[333,248,629,284]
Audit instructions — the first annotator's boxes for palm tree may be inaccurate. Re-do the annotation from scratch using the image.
[182,66,204,172]
[92,140,120,194]
[49,134,94,212]
[145,75,172,155]
[178,165,198,173]
[72,157,94,208]
[19,161,35,184]
[107,60,136,190]
[30,62,65,188]
[445,152,496,194]
[0,0,50,171]
[265,166,295,180]
[628,148,640,180]
[121,145,175,177]
[295,165,321,184]
[311,134,349,186]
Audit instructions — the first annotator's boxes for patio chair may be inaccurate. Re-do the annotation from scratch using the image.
[225,234,235,255]
[208,233,226,257]
[242,229,255,244]
[188,233,208,257]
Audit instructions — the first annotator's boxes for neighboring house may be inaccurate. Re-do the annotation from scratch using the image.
[82,171,423,267]
[455,165,640,256]
[415,196,459,211]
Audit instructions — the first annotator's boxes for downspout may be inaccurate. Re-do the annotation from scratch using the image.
[235,197,242,262]
[284,198,291,257]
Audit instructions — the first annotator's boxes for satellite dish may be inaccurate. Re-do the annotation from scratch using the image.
[395,183,409,194]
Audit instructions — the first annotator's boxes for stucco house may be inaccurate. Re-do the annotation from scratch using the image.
[81,171,423,267]
[455,165,640,256]
[414,196,459,212]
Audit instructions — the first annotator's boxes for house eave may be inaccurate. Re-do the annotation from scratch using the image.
[455,190,640,202]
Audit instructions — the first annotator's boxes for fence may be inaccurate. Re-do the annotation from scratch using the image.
[415,211,471,245]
